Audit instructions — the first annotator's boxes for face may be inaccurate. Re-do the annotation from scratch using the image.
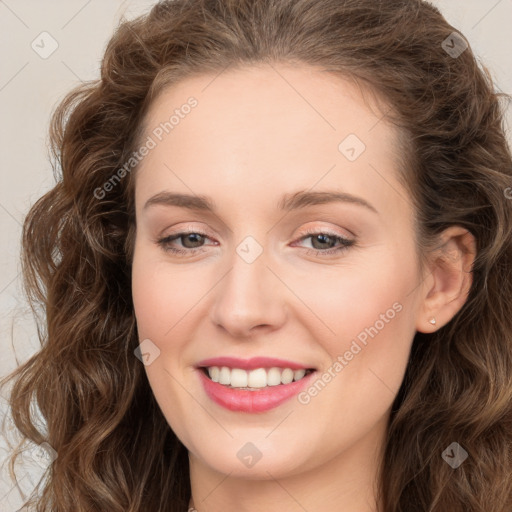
[131,63,425,481]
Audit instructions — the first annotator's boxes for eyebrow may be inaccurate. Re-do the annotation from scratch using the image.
[143,190,378,214]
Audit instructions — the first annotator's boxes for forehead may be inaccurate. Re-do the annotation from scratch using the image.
[141,63,394,147]
[135,63,409,220]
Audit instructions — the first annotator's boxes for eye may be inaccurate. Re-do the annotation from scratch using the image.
[156,228,355,258]
[156,231,215,255]
[292,228,355,257]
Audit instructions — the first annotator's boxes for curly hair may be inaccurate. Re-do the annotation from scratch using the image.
[2,0,512,510]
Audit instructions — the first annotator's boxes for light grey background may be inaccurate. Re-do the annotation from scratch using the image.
[1,0,511,509]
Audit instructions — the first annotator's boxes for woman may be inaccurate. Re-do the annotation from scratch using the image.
[2,0,511,510]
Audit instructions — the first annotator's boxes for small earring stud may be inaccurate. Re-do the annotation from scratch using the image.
[429,317,436,325]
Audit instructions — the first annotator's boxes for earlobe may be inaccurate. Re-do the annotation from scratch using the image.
[416,226,476,333]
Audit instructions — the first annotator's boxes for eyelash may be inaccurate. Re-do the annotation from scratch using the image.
[156,227,355,258]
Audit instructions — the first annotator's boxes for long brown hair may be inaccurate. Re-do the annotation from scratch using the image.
[2,1,511,510]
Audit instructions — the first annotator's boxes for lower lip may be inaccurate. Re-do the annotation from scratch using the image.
[197,369,316,413]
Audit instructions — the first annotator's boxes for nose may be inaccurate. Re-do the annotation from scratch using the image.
[209,243,288,339]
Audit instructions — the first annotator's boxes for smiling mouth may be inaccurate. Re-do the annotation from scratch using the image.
[199,366,315,390]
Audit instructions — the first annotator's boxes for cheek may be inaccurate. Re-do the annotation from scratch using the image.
[131,244,199,437]
[292,245,418,397]
[131,243,201,340]
[293,249,415,341]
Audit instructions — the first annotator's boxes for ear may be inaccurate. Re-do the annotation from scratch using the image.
[415,226,477,333]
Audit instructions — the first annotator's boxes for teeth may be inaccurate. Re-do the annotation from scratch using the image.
[230,368,248,387]
[205,366,311,389]
[247,368,267,388]
[267,367,282,386]
[281,368,294,384]
[219,366,230,385]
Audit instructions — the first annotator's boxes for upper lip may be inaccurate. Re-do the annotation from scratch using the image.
[196,356,315,371]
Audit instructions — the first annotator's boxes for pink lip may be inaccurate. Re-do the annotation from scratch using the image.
[196,356,314,371]
[197,368,316,413]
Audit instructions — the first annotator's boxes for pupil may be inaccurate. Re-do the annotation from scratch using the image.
[313,234,332,250]
[184,233,203,248]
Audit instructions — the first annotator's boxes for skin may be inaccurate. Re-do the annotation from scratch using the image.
[131,63,476,512]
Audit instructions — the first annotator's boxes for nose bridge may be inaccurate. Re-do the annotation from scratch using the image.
[209,234,286,337]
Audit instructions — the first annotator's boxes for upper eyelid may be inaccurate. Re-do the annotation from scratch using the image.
[159,219,354,237]
[160,226,352,240]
